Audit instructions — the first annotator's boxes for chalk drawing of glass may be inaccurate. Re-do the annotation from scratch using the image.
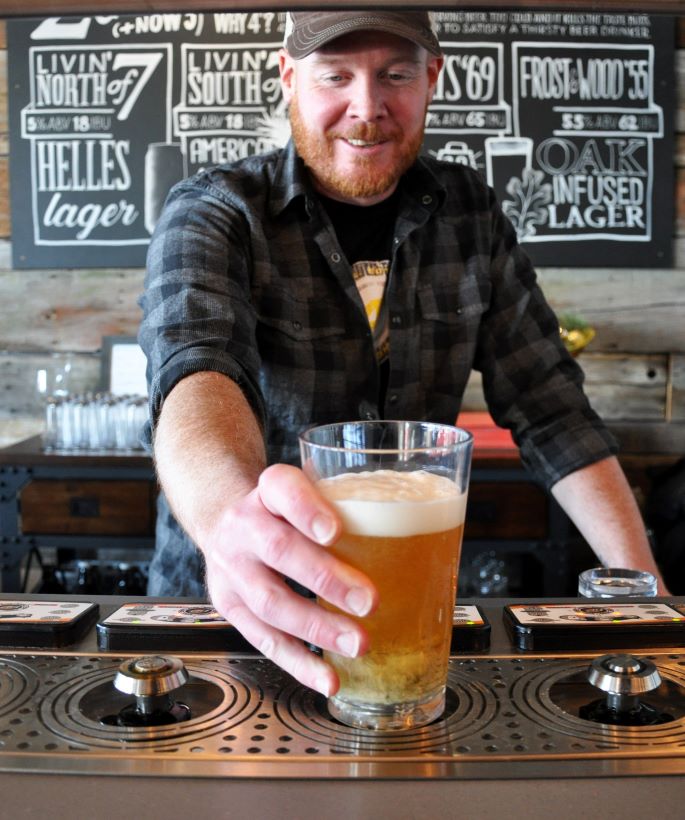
[144,143,187,234]
[484,137,533,194]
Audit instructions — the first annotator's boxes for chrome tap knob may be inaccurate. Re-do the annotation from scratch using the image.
[114,655,189,719]
[588,654,661,714]
[115,655,188,697]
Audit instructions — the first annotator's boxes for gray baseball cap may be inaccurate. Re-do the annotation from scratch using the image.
[283,11,443,60]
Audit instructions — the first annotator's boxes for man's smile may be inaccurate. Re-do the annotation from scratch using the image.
[345,138,384,147]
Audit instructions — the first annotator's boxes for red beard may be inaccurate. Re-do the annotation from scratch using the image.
[289,96,425,201]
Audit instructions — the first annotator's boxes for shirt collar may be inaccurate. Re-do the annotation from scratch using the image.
[268,140,311,218]
[401,156,447,211]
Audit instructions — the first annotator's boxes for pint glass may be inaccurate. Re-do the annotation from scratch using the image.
[299,420,473,730]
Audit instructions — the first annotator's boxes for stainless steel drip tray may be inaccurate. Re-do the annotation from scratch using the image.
[2,651,685,780]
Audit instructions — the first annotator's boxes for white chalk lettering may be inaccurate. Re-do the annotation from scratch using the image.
[548,203,645,229]
[187,71,263,105]
[552,174,644,205]
[36,139,132,192]
[42,192,139,240]
[519,55,651,101]
[536,138,646,175]
[188,135,277,165]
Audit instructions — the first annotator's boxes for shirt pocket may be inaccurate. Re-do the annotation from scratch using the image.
[417,279,487,324]
[256,287,347,342]
[258,310,346,342]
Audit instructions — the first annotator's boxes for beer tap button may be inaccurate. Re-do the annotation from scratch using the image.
[588,653,661,696]
[606,656,641,675]
[114,655,189,697]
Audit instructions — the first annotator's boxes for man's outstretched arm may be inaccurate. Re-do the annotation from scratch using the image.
[153,371,378,694]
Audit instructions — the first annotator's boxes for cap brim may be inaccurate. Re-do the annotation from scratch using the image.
[286,13,443,60]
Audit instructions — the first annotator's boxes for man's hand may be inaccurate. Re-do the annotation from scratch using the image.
[153,373,378,695]
[200,463,379,696]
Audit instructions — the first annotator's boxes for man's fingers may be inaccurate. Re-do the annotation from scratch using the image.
[220,557,370,658]
[221,479,378,619]
[258,463,340,545]
[254,523,377,617]
[220,602,340,697]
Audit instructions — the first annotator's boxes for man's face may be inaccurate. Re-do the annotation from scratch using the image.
[280,31,443,205]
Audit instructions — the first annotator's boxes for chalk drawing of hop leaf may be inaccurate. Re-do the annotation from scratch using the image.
[501,168,553,241]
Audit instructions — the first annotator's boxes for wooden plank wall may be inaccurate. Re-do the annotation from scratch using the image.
[0,19,684,454]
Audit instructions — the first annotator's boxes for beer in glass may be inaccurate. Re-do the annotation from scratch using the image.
[299,420,472,730]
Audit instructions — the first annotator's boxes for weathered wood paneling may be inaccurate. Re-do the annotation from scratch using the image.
[580,354,668,420]
[0,351,100,415]
[673,354,685,421]
[0,350,103,447]
[536,269,685,354]
[581,354,669,387]
[586,384,665,421]
[0,268,145,351]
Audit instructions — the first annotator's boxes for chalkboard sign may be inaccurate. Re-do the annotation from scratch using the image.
[7,10,675,269]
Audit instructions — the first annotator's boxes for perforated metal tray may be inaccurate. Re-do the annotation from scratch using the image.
[2,651,685,779]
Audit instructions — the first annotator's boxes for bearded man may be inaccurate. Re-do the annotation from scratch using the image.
[139,11,666,697]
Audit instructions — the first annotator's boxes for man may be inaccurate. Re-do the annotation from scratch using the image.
[139,11,666,698]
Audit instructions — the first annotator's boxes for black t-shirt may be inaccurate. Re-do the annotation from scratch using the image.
[318,188,399,264]
[319,189,401,414]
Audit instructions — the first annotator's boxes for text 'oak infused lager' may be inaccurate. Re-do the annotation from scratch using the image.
[300,421,472,731]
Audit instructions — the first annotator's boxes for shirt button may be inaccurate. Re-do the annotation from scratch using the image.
[391,315,402,326]
[422,194,432,205]
[331,252,341,263]
[358,401,378,420]
[393,237,400,245]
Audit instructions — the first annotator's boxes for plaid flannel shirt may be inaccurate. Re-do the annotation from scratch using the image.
[139,139,616,596]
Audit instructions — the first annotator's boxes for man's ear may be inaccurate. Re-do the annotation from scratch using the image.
[279,48,296,104]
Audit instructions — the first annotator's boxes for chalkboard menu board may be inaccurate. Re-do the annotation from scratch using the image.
[7,10,675,269]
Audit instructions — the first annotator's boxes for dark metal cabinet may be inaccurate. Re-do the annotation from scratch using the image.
[0,437,156,590]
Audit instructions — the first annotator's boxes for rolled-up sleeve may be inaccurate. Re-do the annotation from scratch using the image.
[138,180,266,450]
[474,193,617,490]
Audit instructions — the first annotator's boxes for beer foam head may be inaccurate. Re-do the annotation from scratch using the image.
[317,469,467,537]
